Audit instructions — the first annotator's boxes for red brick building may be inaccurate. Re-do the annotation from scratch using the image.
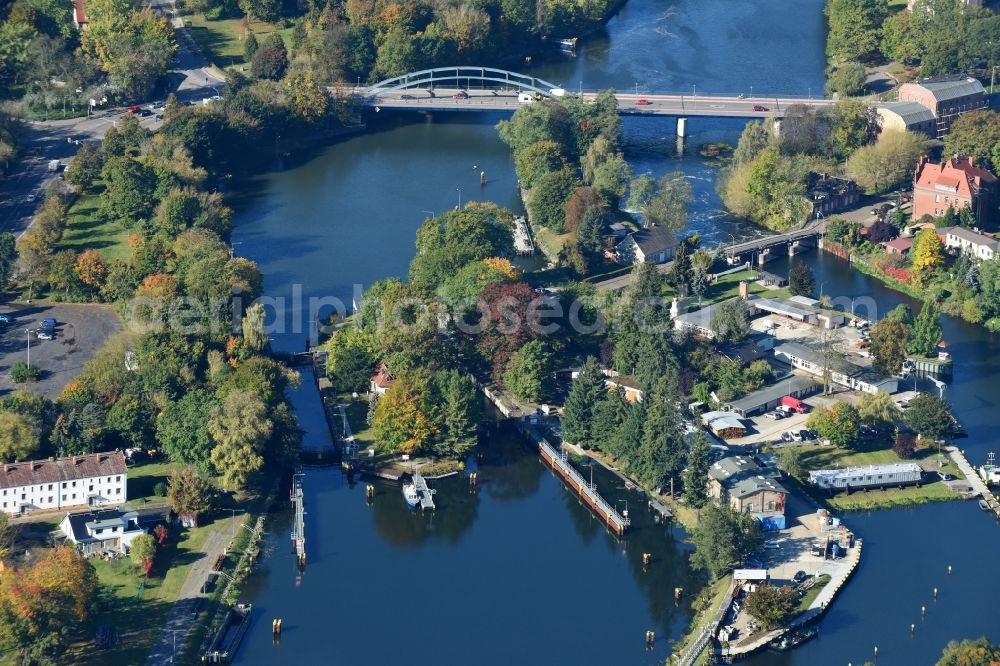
[912,155,997,225]
[896,77,985,138]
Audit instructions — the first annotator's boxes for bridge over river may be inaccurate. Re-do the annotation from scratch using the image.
[346,66,839,128]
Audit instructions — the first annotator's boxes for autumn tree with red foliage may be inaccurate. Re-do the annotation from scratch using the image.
[0,546,98,662]
[893,431,917,459]
[474,282,546,381]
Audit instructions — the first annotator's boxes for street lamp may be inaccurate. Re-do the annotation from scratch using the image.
[24,329,31,368]
[728,233,736,263]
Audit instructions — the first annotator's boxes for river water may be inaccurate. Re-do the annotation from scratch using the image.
[230,0,1000,663]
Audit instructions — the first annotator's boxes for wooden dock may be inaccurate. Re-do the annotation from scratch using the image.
[412,471,436,511]
[947,447,1000,517]
[291,473,306,562]
[536,436,630,536]
[513,216,535,255]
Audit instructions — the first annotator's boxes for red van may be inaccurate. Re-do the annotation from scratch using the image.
[781,396,808,413]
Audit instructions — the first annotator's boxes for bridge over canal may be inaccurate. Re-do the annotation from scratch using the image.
[345,66,839,131]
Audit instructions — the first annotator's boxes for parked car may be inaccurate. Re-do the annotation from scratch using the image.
[781,432,793,442]
[793,570,809,583]
[753,105,769,112]
[791,430,804,442]
[936,471,953,481]
[39,318,57,330]
[36,330,55,340]
[765,411,785,420]
[636,98,652,106]
[127,104,141,114]
[453,91,469,99]
[0,314,10,326]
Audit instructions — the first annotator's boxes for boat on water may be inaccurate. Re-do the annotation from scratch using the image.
[980,499,992,511]
[771,627,818,652]
[402,483,420,508]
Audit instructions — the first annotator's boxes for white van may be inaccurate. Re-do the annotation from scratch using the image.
[517,92,535,104]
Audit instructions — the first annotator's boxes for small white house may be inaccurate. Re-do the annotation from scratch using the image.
[60,508,147,555]
[940,226,999,261]
[0,451,128,515]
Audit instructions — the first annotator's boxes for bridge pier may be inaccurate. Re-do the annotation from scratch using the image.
[676,117,687,138]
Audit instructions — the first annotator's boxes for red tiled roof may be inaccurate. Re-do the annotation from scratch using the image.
[0,451,126,489]
[371,362,394,389]
[885,237,913,251]
[915,155,998,199]
[74,0,87,25]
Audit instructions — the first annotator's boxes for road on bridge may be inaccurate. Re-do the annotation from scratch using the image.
[357,88,838,118]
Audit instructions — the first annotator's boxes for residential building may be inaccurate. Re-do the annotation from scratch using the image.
[59,508,149,555]
[940,226,1000,261]
[616,225,677,264]
[772,340,899,394]
[369,362,395,395]
[875,101,937,138]
[908,0,981,9]
[808,463,923,491]
[603,371,644,403]
[708,455,788,524]
[723,375,820,418]
[885,237,913,255]
[72,0,87,29]
[0,452,127,515]
[913,155,997,225]
[807,173,860,218]
[896,77,986,138]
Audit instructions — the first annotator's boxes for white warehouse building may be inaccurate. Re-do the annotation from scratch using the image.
[808,463,922,491]
[0,451,128,515]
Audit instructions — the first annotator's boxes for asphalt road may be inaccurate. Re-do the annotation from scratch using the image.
[362,88,838,117]
[0,0,225,237]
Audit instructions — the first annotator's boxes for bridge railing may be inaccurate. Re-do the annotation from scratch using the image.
[363,66,561,99]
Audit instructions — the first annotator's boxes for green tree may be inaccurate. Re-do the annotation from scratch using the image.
[208,390,272,491]
[943,110,1000,172]
[637,376,685,490]
[324,327,376,394]
[100,157,158,227]
[669,240,692,296]
[0,232,15,292]
[129,532,157,575]
[240,0,280,22]
[626,175,656,212]
[845,130,926,194]
[591,153,631,207]
[65,142,105,191]
[644,172,694,232]
[906,393,953,442]
[775,446,805,480]
[808,402,861,448]
[826,62,868,98]
[243,30,258,62]
[935,637,1000,666]
[908,300,942,357]
[156,389,214,469]
[0,412,39,462]
[241,303,268,352]
[710,299,751,343]
[827,99,878,159]
[371,376,438,454]
[682,433,711,508]
[503,339,553,403]
[515,140,565,190]
[733,121,773,166]
[788,260,815,296]
[858,390,902,426]
[528,166,579,231]
[869,317,910,375]
[167,465,215,526]
[0,513,14,563]
[439,371,479,459]
[825,0,889,63]
[690,503,762,579]
[745,585,799,630]
[589,387,630,454]
[562,357,606,446]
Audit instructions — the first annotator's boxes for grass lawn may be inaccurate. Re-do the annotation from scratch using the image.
[673,574,731,658]
[126,460,182,505]
[59,193,130,261]
[534,227,570,261]
[71,518,217,665]
[696,270,791,308]
[797,574,831,611]
[336,393,375,447]
[184,14,294,70]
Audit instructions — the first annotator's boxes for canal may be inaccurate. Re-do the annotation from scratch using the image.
[229,0,1000,662]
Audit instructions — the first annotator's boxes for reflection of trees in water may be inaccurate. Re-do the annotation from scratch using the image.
[563,459,707,637]
[478,425,544,502]
[370,474,480,548]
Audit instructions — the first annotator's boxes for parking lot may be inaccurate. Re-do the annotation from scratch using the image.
[0,303,122,399]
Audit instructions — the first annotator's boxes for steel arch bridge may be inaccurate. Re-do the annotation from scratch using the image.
[362,66,561,98]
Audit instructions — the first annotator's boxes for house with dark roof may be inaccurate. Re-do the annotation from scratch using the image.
[896,77,986,138]
[1,451,127,515]
[913,155,997,226]
[708,455,787,521]
[59,508,149,555]
[772,340,898,394]
[939,226,999,261]
[616,225,678,265]
[806,173,860,218]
